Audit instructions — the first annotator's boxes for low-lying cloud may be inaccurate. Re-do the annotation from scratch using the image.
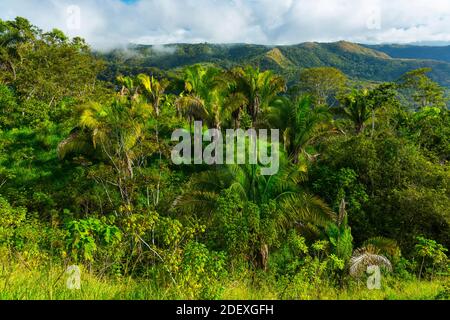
[0,0,449,50]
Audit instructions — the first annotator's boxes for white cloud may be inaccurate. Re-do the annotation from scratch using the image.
[0,0,449,49]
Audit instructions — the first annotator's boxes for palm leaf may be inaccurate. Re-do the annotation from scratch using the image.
[280,192,334,228]
[363,237,401,257]
[349,245,393,277]
[57,129,92,160]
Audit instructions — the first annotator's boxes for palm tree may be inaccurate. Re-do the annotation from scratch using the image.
[266,96,336,164]
[337,89,372,134]
[176,65,234,131]
[59,97,154,214]
[137,74,169,117]
[174,158,333,270]
[117,75,139,100]
[230,66,286,127]
[349,237,398,277]
[349,245,393,277]
[175,65,212,129]
[61,98,151,168]
[136,74,170,206]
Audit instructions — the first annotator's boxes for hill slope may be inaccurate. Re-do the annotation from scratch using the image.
[101,41,450,87]
[365,44,450,63]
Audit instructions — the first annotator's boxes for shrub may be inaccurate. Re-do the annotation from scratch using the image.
[415,236,448,280]
[178,241,227,299]
[65,217,122,265]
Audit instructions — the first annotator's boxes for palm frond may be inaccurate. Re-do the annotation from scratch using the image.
[172,191,219,215]
[363,237,401,257]
[175,94,206,119]
[57,129,92,160]
[349,245,393,277]
[280,192,334,228]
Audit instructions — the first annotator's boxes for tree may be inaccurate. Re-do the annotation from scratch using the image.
[408,106,450,162]
[398,68,447,109]
[315,130,450,252]
[349,236,398,279]
[58,96,155,213]
[366,83,400,135]
[415,236,448,280]
[0,17,38,83]
[1,17,104,106]
[266,96,335,164]
[174,157,333,271]
[229,66,286,126]
[176,65,236,131]
[136,74,169,206]
[349,245,392,278]
[337,89,372,134]
[298,67,347,106]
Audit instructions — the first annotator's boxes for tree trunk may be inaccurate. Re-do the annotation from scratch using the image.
[8,60,16,81]
[356,123,365,134]
[252,97,260,126]
[419,256,425,280]
[371,109,375,137]
[126,153,133,179]
[260,243,269,272]
[154,102,162,207]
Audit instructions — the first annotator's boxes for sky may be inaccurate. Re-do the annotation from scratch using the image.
[0,0,449,50]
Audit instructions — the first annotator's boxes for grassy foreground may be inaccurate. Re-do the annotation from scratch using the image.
[0,262,448,300]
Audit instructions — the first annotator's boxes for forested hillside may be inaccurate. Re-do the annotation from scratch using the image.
[100,41,450,88]
[0,17,449,300]
[366,44,450,64]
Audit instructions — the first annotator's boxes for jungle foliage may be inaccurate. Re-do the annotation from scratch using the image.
[0,18,449,300]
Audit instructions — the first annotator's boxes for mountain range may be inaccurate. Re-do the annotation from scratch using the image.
[365,44,450,64]
[101,41,450,87]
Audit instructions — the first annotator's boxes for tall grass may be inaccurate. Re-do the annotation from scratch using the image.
[0,260,447,300]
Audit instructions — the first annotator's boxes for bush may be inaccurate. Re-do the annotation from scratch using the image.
[0,196,64,264]
[178,241,227,299]
[65,217,123,265]
[415,236,449,280]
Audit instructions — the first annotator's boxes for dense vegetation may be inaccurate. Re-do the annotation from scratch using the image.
[367,44,450,64]
[0,17,449,300]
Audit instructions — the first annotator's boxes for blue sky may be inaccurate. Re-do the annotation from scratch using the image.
[0,0,449,49]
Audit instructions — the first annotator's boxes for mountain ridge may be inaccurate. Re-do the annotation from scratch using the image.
[364,44,450,64]
[101,41,450,87]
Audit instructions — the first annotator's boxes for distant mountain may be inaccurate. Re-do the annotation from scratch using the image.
[364,44,450,63]
[101,41,450,87]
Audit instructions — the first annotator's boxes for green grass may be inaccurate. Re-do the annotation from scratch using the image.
[221,277,447,300]
[0,263,165,300]
[0,261,448,300]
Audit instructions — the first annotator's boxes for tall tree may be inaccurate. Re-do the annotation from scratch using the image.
[58,96,155,213]
[337,89,372,134]
[137,74,169,206]
[266,96,335,164]
[0,17,38,83]
[176,65,231,131]
[398,68,447,110]
[230,66,286,127]
[298,67,348,106]
[1,17,104,106]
